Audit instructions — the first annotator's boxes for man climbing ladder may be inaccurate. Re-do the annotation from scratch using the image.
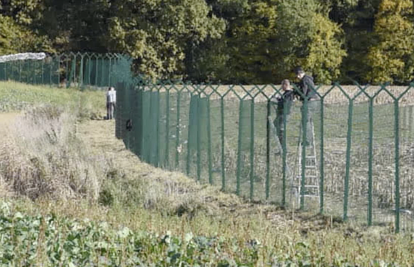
[270,79,295,148]
[269,79,296,205]
[293,67,321,205]
[268,70,321,206]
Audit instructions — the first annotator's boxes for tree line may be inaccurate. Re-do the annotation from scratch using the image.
[1,0,413,84]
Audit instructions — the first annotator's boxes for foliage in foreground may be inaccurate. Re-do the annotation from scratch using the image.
[0,201,402,267]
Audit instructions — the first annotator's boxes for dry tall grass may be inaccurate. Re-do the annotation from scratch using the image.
[79,119,243,217]
[0,105,110,200]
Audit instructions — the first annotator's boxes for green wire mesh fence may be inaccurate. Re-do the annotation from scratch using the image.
[2,53,414,233]
[115,78,414,233]
[0,52,123,88]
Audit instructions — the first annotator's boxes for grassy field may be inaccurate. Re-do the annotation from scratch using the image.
[0,81,105,118]
[1,81,414,265]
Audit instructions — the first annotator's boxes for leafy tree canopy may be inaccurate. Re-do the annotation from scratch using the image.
[366,0,414,84]
[1,0,413,84]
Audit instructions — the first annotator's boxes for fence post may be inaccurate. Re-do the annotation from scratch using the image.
[41,60,44,84]
[19,60,22,82]
[197,93,202,181]
[186,93,196,176]
[100,57,105,87]
[50,55,54,86]
[66,58,75,88]
[236,100,244,196]
[221,97,226,191]
[79,54,84,88]
[108,56,112,87]
[175,90,181,170]
[343,100,354,221]
[33,61,37,84]
[165,88,170,169]
[65,55,70,87]
[266,100,271,200]
[87,56,92,86]
[394,100,400,233]
[319,96,325,214]
[282,91,288,207]
[207,97,213,185]
[368,98,374,226]
[95,57,99,86]
[4,62,6,81]
[155,88,160,167]
[250,99,255,200]
[300,98,308,210]
[72,54,77,87]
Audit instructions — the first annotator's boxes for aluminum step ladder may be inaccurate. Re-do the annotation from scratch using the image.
[293,118,319,200]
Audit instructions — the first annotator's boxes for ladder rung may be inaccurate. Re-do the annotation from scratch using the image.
[293,185,318,188]
[302,195,319,198]
[295,175,318,178]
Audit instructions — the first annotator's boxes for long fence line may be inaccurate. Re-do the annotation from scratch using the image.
[1,53,414,233]
[0,52,123,88]
[115,82,414,233]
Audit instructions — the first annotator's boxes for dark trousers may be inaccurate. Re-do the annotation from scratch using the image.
[107,102,116,120]
[274,112,290,145]
[300,100,320,144]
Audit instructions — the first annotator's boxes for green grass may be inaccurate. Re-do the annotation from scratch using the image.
[0,81,105,118]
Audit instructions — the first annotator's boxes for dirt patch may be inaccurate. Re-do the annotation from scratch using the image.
[0,112,20,134]
[0,112,20,125]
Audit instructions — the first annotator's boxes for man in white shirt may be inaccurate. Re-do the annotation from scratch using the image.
[106,87,116,120]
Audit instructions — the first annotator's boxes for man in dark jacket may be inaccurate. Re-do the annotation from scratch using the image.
[294,67,320,146]
[271,79,295,145]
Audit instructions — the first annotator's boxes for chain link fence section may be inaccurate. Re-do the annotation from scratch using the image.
[116,81,414,233]
[0,52,124,89]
